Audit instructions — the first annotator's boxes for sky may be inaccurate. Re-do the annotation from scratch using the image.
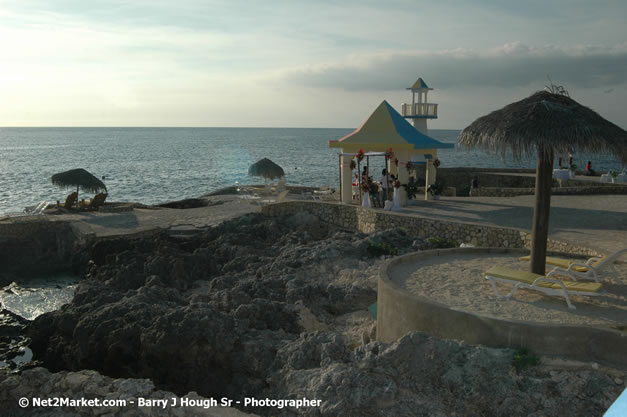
[1,0,626,129]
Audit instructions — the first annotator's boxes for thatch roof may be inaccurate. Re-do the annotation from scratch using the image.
[458,90,627,163]
[248,158,285,180]
[51,168,107,193]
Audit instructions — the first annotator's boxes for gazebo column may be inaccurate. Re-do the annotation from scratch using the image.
[390,155,399,179]
[425,159,437,200]
[340,153,353,204]
[397,150,409,206]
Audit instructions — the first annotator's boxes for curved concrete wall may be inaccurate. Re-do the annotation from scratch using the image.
[377,247,627,369]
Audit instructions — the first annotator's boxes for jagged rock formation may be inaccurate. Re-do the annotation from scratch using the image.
[20,213,623,416]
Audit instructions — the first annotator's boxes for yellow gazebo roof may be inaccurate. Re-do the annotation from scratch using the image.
[328,100,453,151]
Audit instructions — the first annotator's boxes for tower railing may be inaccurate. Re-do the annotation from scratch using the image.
[401,103,438,118]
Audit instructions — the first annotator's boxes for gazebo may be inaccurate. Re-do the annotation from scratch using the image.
[329,100,453,205]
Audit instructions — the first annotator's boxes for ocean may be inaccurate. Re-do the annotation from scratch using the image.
[0,127,624,215]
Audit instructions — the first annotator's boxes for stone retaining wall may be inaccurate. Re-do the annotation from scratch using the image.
[262,202,604,257]
[471,185,627,197]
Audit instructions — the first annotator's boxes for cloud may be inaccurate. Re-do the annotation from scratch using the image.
[280,43,627,91]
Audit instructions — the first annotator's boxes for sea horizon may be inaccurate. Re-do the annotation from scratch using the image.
[1,127,623,215]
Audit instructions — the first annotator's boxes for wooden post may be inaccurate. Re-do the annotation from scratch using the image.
[530,146,554,275]
[338,154,342,202]
[357,160,362,205]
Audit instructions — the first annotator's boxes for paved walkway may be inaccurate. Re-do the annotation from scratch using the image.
[402,194,627,254]
[3,190,624,255]
[8,195,261,238]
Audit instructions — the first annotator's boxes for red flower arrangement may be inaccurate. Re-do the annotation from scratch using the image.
[385,147,394,160]
[361,182,370,193]
[356,149,365,163]
[393,179,401,188]
[406,161,413,171]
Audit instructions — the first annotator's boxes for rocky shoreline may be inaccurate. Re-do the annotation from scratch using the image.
[0,210,624,416]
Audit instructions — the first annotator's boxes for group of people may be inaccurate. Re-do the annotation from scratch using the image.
[355,167,396,207]
[558,154,595,175]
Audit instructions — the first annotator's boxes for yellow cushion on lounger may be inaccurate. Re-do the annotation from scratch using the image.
[572,257,606,272]
[519,255,571,269]
[518,255,607,272]
[486,267,602,293]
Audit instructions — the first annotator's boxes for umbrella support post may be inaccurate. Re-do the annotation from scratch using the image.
[530,147,554,275]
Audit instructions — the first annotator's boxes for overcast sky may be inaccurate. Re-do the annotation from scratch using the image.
[1,0,626,128]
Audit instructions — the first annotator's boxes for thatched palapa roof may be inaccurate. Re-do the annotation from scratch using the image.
[248,158,285,180]
[458,90,627,163]
[51,168,107,193]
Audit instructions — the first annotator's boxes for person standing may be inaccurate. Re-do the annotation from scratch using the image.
[470,176,479,196]
[379,169,390,201]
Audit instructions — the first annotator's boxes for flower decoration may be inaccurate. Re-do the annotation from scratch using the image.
[361,182,370,193]
[356,149,365,163]
[433,158,441,168]
[393,179,401,188]
[350,159,356,170]
[385,147,394,160]
[394,158,399,167]
[406,161,413,171]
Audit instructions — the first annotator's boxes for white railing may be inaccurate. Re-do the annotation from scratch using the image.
[401,103,438,118]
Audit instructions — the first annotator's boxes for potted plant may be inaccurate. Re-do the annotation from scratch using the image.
[610,170,618,183]
[569,163,577,179]
[403,181,420,200]
[427,180,444,200]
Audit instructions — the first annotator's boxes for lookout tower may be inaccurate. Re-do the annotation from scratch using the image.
[401,78,438,135]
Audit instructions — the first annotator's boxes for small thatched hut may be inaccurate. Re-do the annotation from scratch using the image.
[458,90,627,273]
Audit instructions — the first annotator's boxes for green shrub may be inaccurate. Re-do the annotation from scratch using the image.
[427,236,458,248]
[403,182,421,200]
[367,240,399,257]
[513,348,540,372]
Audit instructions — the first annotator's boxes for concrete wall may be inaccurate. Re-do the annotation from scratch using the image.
[471,185,627,197]
[262,201,603,257]
[377,247,627,369]
[436,168,626,197]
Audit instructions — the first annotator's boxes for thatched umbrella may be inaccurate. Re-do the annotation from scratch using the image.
[458,90,627,274]
[51,168,107,203]
[248,158,285,182]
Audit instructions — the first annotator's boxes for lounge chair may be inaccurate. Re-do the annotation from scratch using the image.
[485,266,603,309]
[312,186,336,201]
[277,178,287,192]
[89,193,107,210]
[257,190,289,205]
[25,200,49,215]
[57,192,78,210]
[519,248,627,282]
[276,190,288,203]
[80,193,107,210]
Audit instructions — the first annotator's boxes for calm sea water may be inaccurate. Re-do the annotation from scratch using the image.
[0,127,624,215]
